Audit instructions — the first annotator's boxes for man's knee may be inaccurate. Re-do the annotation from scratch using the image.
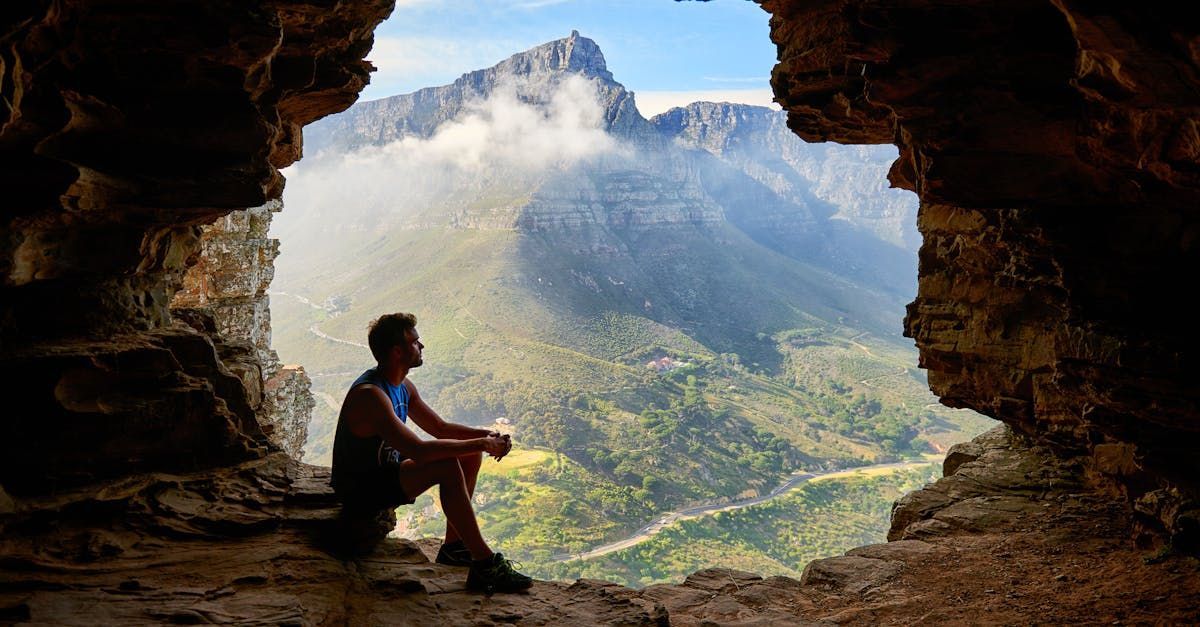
[428,457,465,479]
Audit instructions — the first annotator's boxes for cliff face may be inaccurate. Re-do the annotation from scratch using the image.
[284,36,917,305]
[171,200,315,460]
[2,0,1199,623]
[652,102,917,250]
[760,0,1200,544]
[0,0,392,493]
[305,30,656,153]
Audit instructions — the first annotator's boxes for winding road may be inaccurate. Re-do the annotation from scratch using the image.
[551,458,938,562]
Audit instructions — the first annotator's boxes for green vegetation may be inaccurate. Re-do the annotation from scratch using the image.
[271,207,990,586]
[400,447,655,560]
[537,465,941,587]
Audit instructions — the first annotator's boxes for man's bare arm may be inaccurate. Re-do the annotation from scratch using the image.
[405,380,495,440]
[345,386,506,462]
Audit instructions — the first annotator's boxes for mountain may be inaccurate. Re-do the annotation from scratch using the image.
[304,31,657,152]
[271,32,991,577]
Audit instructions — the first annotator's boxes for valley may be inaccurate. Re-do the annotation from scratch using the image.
[269,32,992,587]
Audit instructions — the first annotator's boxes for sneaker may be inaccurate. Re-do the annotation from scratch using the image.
[466,552,533,593]
[435,540,472,567]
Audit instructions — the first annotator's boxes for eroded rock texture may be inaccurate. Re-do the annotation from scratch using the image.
[3,0,1199,623]
[172,200,315,459]
[0,455,670,625]
[0,0,391,493]
[761,0,1200,544]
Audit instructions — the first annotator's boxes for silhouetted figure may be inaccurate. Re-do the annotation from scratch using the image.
[331,312,531,593]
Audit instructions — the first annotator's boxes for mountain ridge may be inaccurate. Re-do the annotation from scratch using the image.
[271,32,991,580]
[305,31,652,153]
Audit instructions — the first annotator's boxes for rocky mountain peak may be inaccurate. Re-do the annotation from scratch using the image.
[303,31,623,151]
[469,30,613,83]
[651,102,784,155]
[530,30,612,81]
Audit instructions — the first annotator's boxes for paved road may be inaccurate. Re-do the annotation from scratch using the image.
[551,458,937,562]
[308,323,368,349]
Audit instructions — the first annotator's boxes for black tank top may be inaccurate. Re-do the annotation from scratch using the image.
[330,368,409,491]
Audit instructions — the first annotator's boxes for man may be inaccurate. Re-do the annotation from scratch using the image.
[331,312,532,593]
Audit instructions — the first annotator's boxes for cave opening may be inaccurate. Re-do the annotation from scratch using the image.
[3,0,1198,622]
[207,1,994,588]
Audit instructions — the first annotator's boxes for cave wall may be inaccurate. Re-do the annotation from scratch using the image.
[760,0,1199,541]
[2,0,1196,548]
[171,199,315,459]
[0,0,392,495]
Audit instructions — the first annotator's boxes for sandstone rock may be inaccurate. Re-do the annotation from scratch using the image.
[0,455,679,626]
[846,539,940,561]
[172,201,313,460]
[262,366,316,461]
[760,0,1200,543]
[890,425,1083,540]
[0,0,392,491]
[0,325,267,495]
[943,431,990,477]
[643,569,819,627]
[800,555,904,594]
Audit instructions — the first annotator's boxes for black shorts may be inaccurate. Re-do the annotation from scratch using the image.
[334,463,415,511]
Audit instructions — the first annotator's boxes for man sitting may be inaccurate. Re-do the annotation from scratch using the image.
[330,312,532,593]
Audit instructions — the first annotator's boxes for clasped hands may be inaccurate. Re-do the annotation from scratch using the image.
[483,431,512,461]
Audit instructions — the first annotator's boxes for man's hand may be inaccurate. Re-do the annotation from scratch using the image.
[485,432,513,461]
[482,434,509,459]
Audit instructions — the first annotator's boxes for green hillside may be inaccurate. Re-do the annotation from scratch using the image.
[541,464,942,587]
[270,33,991,586]
[271,219,990,565]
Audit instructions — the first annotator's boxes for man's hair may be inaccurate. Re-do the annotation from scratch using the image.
[367,312,417,363]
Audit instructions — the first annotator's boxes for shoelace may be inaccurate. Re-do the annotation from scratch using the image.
[489,555,525,576]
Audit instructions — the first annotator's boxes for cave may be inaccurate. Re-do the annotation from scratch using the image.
[1,0,1198,623]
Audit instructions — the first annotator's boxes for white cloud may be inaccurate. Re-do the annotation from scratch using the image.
[632,89,779,118]
[283,75,623,225]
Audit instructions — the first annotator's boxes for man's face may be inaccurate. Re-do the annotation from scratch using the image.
[398,327,424,368]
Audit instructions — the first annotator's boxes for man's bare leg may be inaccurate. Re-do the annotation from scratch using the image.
[396,457,492,560]
[443,452,483,546]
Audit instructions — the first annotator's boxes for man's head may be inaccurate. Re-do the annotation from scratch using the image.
[367,312,423,368]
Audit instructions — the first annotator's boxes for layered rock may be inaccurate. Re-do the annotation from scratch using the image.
[2,0,1198,623]
[171,200,315,460]
[0,0,392,492]
[760,0,1200,544]
[0,454,669,625]
[652,102,918,250]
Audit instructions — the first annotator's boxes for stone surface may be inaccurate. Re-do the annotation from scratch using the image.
[5,436,1194,625]
[172,200,314,460]
[0,0,387,485]
[0,455,670,626]
[2,1,1199,624]
[262,365,316,460]
[0,324,267,495]
[890,425,1083,540]
[800,555,904,594]
[760,0,1200,544]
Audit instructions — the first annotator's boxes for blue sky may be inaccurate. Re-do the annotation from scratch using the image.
[364,0,778,115]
